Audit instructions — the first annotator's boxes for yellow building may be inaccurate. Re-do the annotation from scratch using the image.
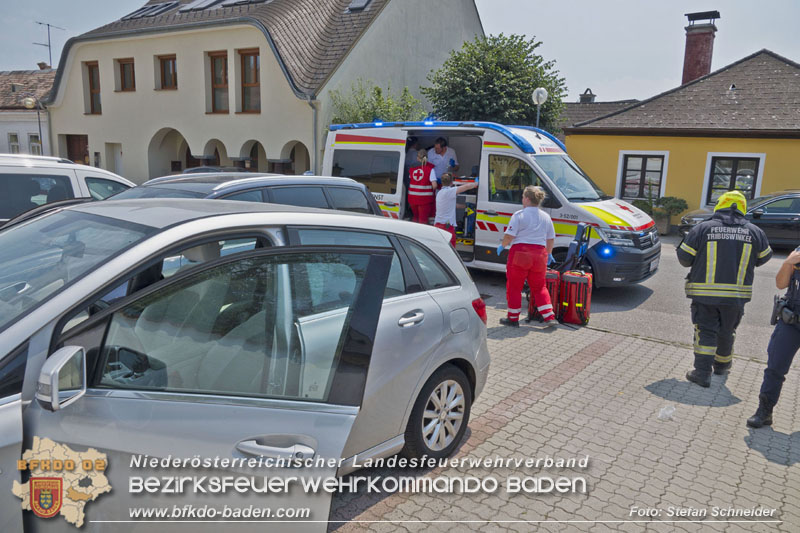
[564,50,800,215]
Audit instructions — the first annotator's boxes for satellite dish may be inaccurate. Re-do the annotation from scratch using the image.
[532,87,548,105]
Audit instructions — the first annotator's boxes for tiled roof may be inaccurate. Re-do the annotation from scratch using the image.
[555,100,638,139]
[68,0,389,97]
[569,50,800,134]
[0,70,55,109]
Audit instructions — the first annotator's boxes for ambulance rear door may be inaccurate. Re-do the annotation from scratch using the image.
[325,128,407,219]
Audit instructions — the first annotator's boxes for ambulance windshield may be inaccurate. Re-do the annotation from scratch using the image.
[534,154,610,202]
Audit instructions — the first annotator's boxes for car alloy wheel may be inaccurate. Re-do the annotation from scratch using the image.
[401,364,472,459]
[422,379,465,451]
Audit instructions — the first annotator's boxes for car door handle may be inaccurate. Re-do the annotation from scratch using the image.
[236,440,315,460]
[484,210,498,216]
[384,201,397,207]
[398,310,425,327]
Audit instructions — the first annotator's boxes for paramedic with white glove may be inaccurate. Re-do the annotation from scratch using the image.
[497,185,556,327]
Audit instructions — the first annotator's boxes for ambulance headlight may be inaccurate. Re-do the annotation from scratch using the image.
[597,228,635,247]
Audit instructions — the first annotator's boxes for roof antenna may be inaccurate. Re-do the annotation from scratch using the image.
[33,21,66,68]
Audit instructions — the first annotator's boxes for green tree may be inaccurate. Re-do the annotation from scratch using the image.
[329,79,427,125]
[422,34,567,132]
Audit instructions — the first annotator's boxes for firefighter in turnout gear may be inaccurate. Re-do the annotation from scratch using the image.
[676,191,772,387]
[747,246,800,428]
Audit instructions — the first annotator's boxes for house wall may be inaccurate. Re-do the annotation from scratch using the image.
[48,25,312,183]
[316,0,484,166]
[0,111,50,155]
[565,134,800,213]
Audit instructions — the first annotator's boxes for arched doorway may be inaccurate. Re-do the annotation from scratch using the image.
[203,139,230,168]
[147,127,192,178]
[239,140,267,172]
[275,141,310,175]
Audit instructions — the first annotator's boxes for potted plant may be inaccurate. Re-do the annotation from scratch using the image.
[655,196,688,235]
[631,195,687,235]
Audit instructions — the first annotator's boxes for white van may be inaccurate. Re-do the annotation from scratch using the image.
[322,121,661,287]
[0,154,134,224]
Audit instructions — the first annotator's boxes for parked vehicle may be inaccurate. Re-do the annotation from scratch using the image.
[182,165,244,174]
[0,154,134,224]
[679,190,800,246]
[112,173,383,215]
[322,121,661,287]
[0,199,489,530]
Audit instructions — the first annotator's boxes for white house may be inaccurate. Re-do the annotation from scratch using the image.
[46,0,484,183]
[0,69,54,156]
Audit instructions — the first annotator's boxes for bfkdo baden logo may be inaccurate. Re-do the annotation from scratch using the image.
[12,437,112,528]
[30,477,63,518]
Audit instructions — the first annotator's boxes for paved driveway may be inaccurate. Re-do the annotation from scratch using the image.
[329,242,799,531]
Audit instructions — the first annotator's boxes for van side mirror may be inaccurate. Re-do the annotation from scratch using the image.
[543,195,562,209]
[36,346,86,412]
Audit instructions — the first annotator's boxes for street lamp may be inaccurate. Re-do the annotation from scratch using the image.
[532,87,548,129]
[22,95,44,155]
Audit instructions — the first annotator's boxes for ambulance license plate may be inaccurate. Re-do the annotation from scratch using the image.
[650,258,660,272]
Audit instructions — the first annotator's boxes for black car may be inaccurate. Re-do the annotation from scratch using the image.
[679,190,800,247]
[110,173,383,216]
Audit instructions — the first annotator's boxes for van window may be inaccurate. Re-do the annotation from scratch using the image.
[327,186,371,214]
[86,177,129,200]
[270,186,329,209]
[0,174,73,219]
[488,155,543,204]
[332,149,400,195]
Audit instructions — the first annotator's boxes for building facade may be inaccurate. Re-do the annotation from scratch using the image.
[564,50,800,213]
[0,69,54,156]
[46,0,483,183]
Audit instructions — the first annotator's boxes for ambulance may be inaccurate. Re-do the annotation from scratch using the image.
[322,121,661,287]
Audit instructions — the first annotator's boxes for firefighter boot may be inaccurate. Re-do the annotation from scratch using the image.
[746,394,774,428]
[686,370,711,388]
[713,361,732,375]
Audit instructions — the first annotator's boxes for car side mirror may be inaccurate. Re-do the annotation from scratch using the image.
[36,346,86,412]
[751,209,764,218]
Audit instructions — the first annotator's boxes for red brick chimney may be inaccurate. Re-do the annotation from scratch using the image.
[682,11,720,85]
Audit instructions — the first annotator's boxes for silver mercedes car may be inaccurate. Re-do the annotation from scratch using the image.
[0,199,489,531]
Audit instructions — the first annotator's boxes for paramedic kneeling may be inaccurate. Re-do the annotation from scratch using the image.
[498,185,556,327]
[434,173,478,247]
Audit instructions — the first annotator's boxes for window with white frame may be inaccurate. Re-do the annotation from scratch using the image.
[706,156,760,204]
[8,133,20,154]
[29,134,42,155]
[619,153,666,200]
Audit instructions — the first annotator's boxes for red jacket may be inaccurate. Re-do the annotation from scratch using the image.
[408,163,435,206]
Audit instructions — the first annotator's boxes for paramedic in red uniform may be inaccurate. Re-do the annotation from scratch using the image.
[434,173,478,246]
[498,185,557,327]
[407,149,437,224]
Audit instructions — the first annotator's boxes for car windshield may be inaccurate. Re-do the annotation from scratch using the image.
[534,154,610,202]
[0,210,154,332]
[111,186,207,199]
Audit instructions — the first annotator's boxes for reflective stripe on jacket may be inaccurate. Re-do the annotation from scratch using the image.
[676,208,772,306]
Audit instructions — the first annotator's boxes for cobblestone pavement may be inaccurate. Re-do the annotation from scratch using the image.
[329,307,800,532]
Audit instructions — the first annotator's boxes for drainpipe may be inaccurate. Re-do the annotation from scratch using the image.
[306,95,318,174]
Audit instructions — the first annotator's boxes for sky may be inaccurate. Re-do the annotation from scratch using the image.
[2,0,799,102]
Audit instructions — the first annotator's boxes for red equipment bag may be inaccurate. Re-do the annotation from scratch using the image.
[527,269,561,322]
[560,270,592,325]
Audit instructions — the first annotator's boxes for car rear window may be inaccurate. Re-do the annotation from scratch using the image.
[403,240,458,290]
[327,186,371,214]
[112,186,207,199]
[269,186,329,209]
[0,174,73,219]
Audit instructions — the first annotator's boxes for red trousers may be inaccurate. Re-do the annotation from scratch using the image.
[410,202,435,224]
[434,222,457,247]
[506,244,555,322]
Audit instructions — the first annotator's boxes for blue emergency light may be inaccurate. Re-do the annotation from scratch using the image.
[600,245,614,258]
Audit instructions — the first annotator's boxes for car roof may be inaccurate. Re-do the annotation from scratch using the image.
[141,173,364,196]
[0,154,134,183]
[69,198,382,228]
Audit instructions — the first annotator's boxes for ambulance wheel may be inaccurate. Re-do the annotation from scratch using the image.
[401,365,472,459]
